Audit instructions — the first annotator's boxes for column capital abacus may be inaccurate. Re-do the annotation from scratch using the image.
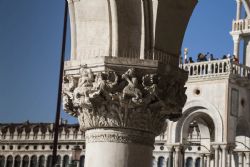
[166,145,174,152]
[174,145,183,152]
[220,144,228,150]
[212,144,220,150]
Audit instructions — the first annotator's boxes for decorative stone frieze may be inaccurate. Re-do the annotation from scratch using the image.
[85,129,155,146]
[62,58,187,135]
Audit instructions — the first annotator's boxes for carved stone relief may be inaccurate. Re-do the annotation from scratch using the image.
[62,66,187,135]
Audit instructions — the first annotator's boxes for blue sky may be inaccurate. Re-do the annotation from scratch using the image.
[0,0,236,123]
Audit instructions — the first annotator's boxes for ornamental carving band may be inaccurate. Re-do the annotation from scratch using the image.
[62,66,187,135]
[85,131,155,146]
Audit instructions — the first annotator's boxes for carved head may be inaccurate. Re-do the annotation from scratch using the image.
[127,68,136,77]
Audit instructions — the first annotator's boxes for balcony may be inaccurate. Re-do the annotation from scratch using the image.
[232,19,250,34]
[180,59,250,82]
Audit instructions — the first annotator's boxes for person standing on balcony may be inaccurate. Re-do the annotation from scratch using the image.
[232,55,239,64]
[189,57,194,63]
[184,48,188,64]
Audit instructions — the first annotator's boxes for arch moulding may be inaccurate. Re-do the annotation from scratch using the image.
[174,100,224,143]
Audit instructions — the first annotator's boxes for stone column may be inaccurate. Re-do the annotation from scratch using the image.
[206,154,211,167]
[213,145,220,167]
[63,62,188,167]
[227,148,232,167]
[245,152,250,167]
[200,154,205,167]
[221,145,228,167]
[162,158,167,167]
[167,146,174,167]
[236,0,242,20]
[63,0,196,166]
[85,129,154,167]
[19,155,23,167]
[238,152,244,167]
[174,146,182,167]
[232,35,241,58]
[152,157,157,167]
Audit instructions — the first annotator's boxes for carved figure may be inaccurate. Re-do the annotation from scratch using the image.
[62,65,187,134]
[122,68,142,103]
[62,76,77,114]
[73,67,95,106]
[90,72,118,102]
[142,74,162,105]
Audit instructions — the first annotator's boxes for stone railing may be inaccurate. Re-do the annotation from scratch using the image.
[232,19,250,32]
[180,59,250,80]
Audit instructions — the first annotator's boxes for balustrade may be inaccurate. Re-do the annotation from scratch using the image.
[181,59,250,80]
[232,19,250,32]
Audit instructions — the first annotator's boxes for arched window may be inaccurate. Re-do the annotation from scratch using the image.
[79,155,85,167]
[157,157,165,167]
[195,158,200,167]
[0,155,5,167]
[56,155,61,167]
[185,157,193,167]
[14,156,21,167]
[6,155,13,167]
[22,155,29,167]
[46,155,52,167]
[30,155,37,167]
[62,155,69,167]
[38,156,45,167]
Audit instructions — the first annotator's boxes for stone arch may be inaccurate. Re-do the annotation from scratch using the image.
[14,155,21,167]
[195,157,200,167]
[155,0,197,56]
[38,155,45,167]
[175,100,223,143]
[185,157,193,167]
[56,155,61,166]
[30,155,37,167]
[22,155,29,167]
[6,155,13,167]
[62,155,69,167]
[46,155,52,167]
[157,156,165,167]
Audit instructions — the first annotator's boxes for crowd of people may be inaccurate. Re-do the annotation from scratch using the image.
[181,52,239,64]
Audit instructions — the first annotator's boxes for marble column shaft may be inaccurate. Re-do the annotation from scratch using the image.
[174,146,181,167]
[238,152,244,167]
[206,154,211,167]
[213,145,220,167]
[221,145,228,167]
[245,152,250,167]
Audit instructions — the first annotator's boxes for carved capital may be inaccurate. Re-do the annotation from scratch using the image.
[62,63,187,135]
